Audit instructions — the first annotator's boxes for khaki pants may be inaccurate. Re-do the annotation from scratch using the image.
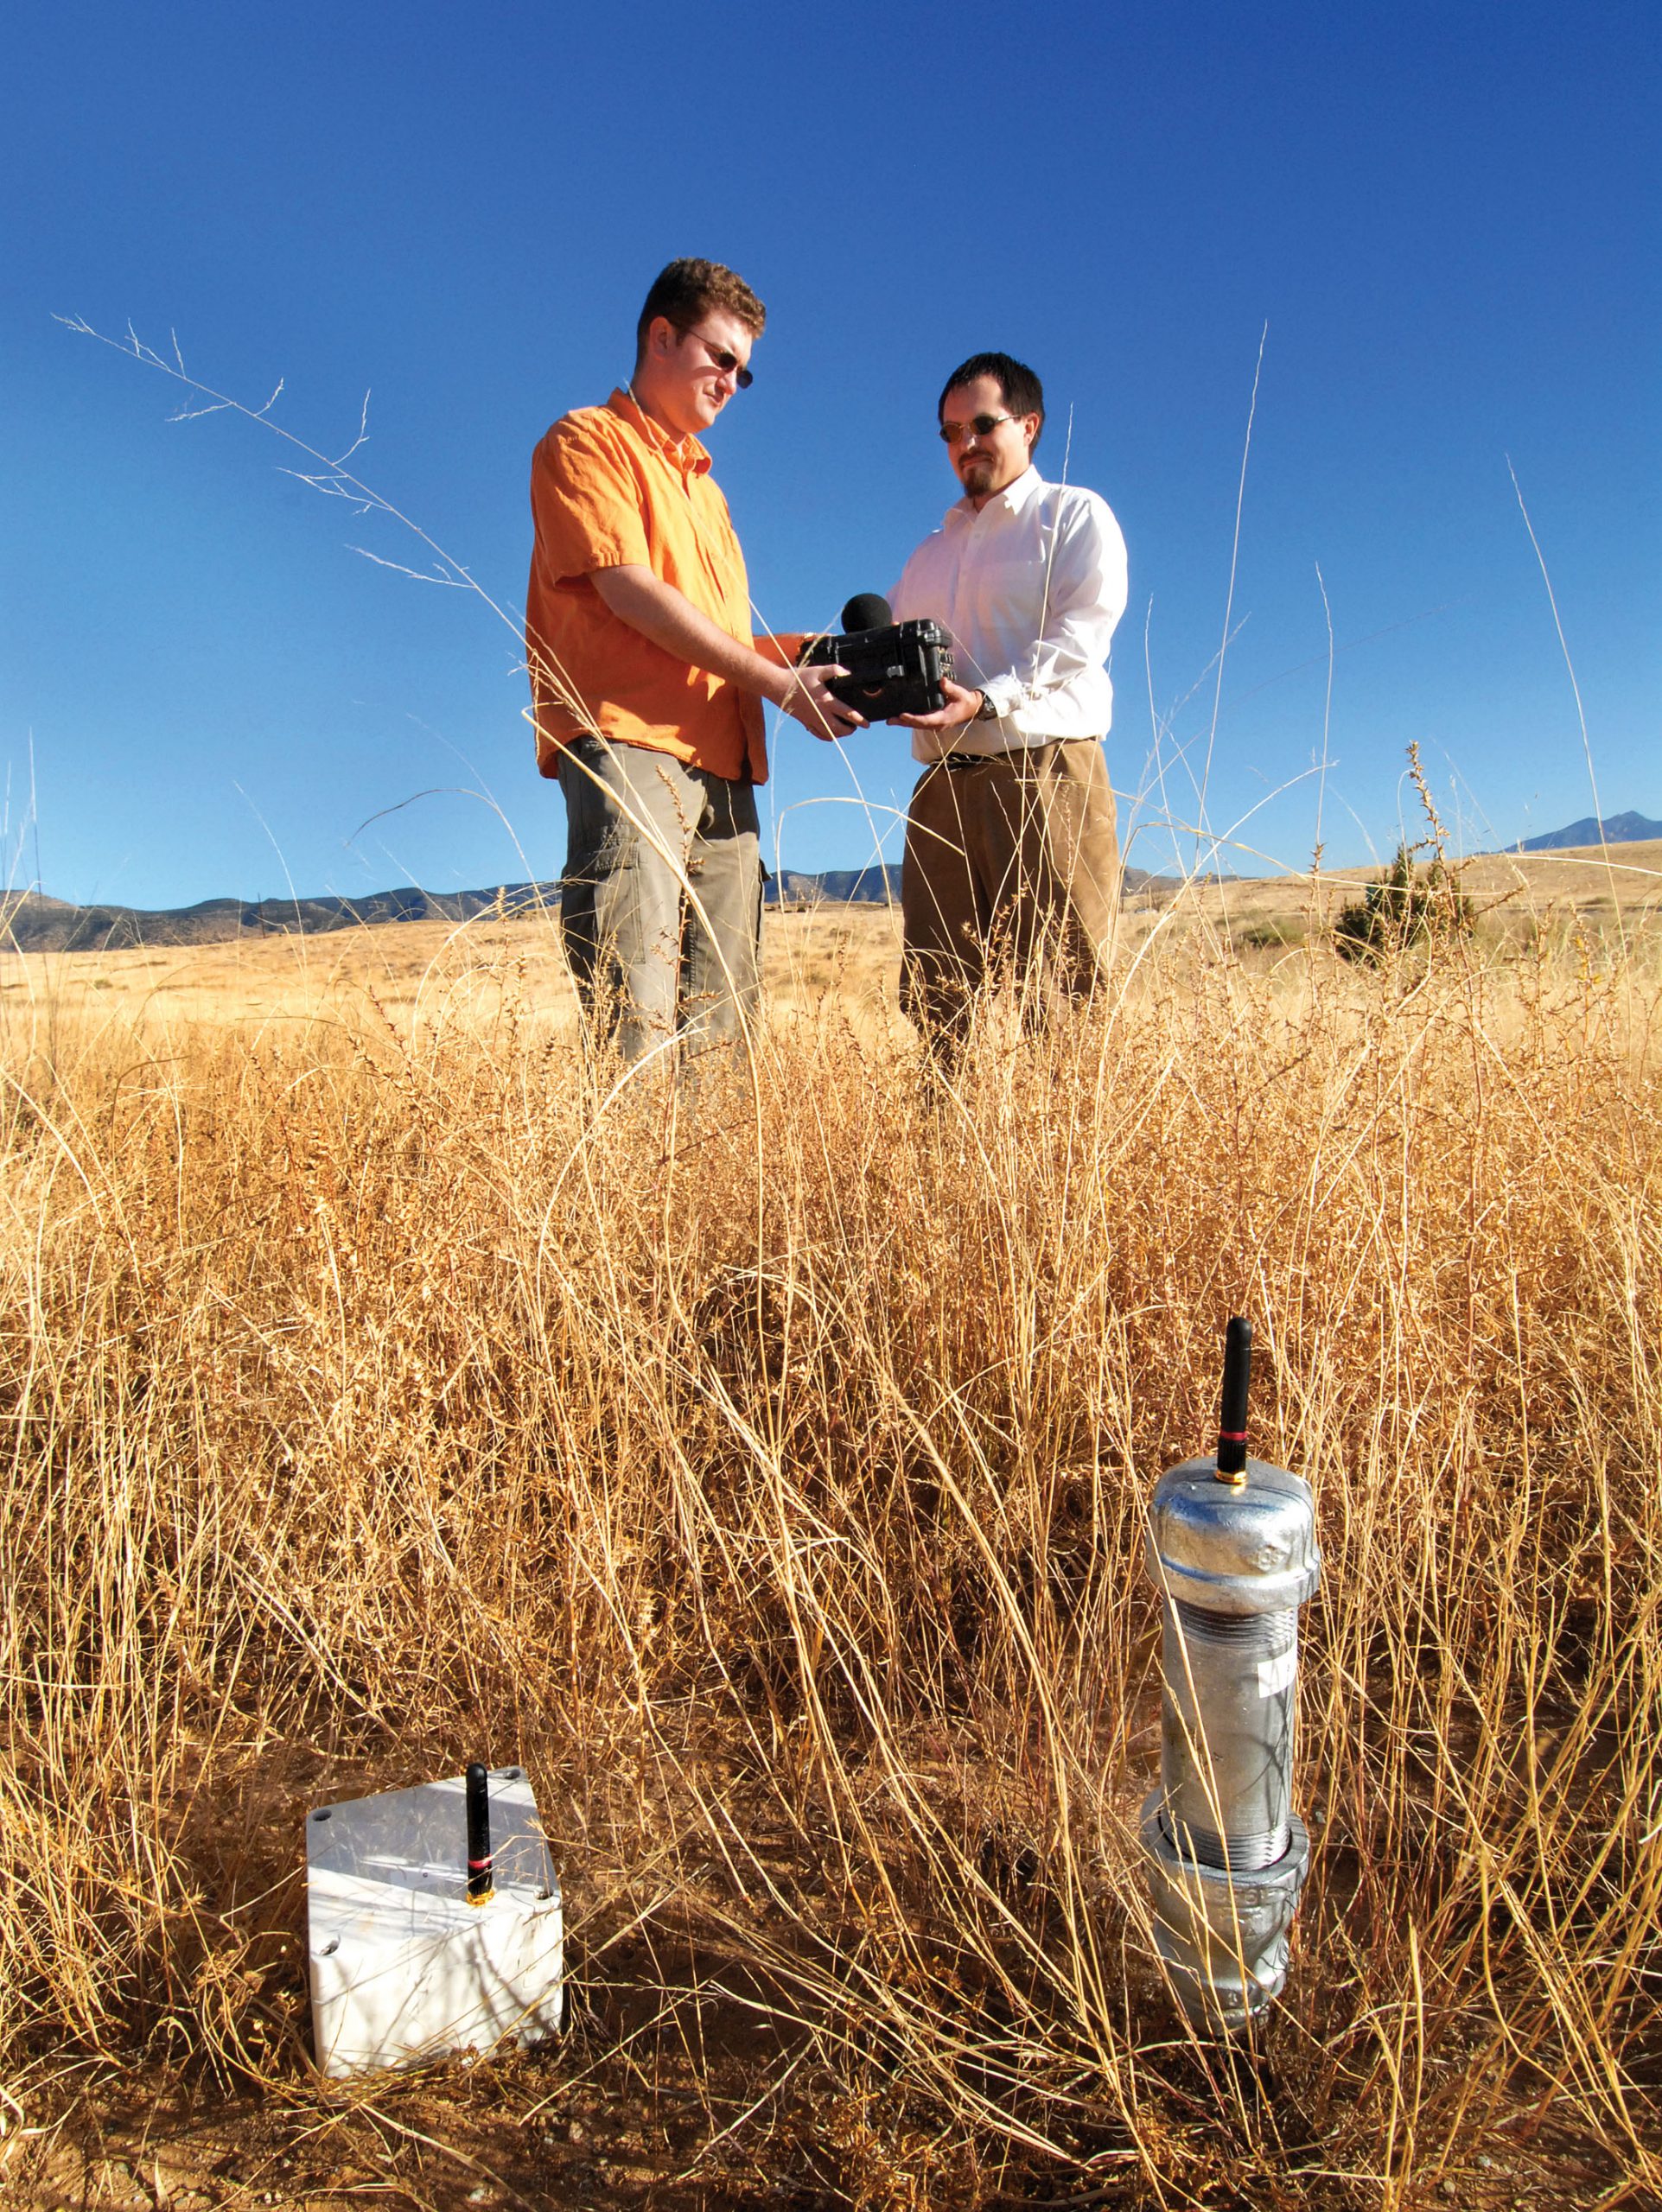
[901,739,1119,1053]
[557,735,762,1068]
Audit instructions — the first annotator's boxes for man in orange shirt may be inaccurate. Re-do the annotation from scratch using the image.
[526,257,861,1069]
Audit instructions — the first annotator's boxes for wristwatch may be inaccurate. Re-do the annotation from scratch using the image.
[974,690,1000,721]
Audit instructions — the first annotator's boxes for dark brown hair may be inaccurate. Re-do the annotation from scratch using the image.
[938,352,1046,448]
[634,258,766,365]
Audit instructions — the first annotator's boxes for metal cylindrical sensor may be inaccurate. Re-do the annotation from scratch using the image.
[1140,1319,1321,2034]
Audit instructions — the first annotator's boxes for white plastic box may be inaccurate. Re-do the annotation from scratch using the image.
[306,1766,564,2079]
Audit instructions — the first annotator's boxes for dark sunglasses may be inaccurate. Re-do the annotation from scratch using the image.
[939,413,1016,445]
[669,321,754,390]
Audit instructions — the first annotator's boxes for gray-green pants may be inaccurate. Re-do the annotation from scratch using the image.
[557,735,762,1067]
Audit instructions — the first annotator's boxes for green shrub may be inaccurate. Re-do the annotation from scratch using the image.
[1334,843,1474,963]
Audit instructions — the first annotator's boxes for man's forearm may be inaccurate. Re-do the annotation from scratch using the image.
[590,565,792,707]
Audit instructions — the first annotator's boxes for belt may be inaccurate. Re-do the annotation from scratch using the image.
[930,738,1102,772]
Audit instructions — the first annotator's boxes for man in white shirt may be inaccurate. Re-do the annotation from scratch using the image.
[889,352,1128,1058]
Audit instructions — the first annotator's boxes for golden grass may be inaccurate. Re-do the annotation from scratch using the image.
[1,901,1658,2208]
[7,837,1655,1037]
[0,906,895,1038]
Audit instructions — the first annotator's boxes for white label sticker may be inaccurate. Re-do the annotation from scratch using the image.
[1258,1647,1298,1700]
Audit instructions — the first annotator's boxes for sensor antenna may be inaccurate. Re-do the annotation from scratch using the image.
[465,1764,494,1904]
[1216,1316,1251,1483]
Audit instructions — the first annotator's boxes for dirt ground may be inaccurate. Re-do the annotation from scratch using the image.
[4,1942,863,2211]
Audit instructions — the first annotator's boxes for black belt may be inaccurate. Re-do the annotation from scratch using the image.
[930,739,1102,772]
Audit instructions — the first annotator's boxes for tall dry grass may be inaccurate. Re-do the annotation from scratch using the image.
[1,922,1658,2206]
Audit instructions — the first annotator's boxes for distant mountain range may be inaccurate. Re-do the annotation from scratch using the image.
[769,868,896,906]
[0,872,921,955]
[0,881,564,955]
[0,873,920,953]
[2,810,1650,955]
[0,862,1183,955]
[1511,810,1662,852]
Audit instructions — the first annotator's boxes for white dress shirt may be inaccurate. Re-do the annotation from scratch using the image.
[889,464,1128,762]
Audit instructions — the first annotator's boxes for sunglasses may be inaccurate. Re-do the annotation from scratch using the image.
[939,413,1017,444]
[669,321,754,390]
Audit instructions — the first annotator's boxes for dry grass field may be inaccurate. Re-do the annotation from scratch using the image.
[6,841,1656,1038]
[1,849,1659,2209]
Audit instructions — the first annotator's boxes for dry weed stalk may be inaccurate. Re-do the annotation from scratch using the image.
[0,926,1657,2205]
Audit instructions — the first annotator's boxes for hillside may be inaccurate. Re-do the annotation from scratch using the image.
[0,881,562,955]
[3,803,1651,956]
[1,861,1177,953]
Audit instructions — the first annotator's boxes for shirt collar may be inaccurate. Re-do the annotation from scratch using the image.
[608,386,712,475]
[944,462,1045,528]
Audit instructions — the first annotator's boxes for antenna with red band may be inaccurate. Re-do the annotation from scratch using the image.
[465,1764,494,1902]
[1216,1317,1251,1480]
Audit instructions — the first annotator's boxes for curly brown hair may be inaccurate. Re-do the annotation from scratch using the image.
[634,258,766,365]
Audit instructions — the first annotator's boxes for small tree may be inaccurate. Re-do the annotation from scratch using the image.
[1334,843,1474,963]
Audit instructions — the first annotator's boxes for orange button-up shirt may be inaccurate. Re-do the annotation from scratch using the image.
[525,389,798,785]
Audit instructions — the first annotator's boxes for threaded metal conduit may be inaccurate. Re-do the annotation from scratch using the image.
[1162,1601,1297,1872]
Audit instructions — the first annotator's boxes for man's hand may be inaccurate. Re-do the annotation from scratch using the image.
[590,564,865,741]
[891,677,987,732]
[779,664,867,742]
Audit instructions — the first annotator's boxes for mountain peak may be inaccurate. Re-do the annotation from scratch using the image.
[1514,810,1661,852]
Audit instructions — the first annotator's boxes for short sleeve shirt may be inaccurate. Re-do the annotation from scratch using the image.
[525,389,769,784]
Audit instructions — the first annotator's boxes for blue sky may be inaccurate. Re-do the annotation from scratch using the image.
[3,0,1657,907]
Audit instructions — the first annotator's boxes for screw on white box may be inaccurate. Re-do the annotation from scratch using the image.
[306,1763,563,2079]
[1140,1318,1321,2036]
